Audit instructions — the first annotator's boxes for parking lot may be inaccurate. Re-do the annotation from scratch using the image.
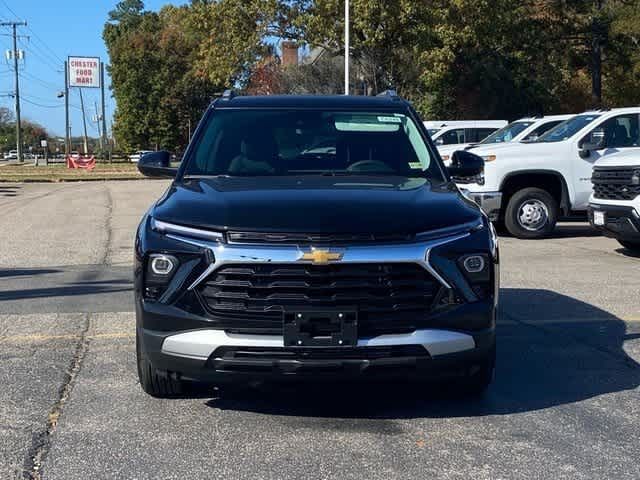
[1,180,639,480]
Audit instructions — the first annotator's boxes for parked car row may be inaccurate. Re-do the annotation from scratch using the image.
[436,108,640,252]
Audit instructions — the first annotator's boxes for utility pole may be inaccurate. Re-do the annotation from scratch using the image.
[1,21,27,162]
[344,0,350,95]
[94,101,103,151]
[100,62,108,162]
[78,89,89,155]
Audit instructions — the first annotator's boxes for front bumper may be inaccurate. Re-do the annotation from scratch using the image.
[588,202,640,241]
[139,324,495,383]
[460,190,502,221]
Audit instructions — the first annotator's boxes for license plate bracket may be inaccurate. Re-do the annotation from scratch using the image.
[283,309,358,347]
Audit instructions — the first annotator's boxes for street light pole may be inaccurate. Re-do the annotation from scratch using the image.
[344,0,349,95]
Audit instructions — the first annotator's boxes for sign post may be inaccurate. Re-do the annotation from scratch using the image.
[67,56,102,158]
[68,57,101,88]
[39,139,48,166]
[64,60,69,158]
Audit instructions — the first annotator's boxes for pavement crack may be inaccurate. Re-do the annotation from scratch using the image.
[102,184,114,266]
[22,313,92,480]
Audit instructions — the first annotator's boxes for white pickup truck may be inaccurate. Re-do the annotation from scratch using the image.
[425,120,507,152]
[588,150,640,252]
[438,115,571,161]
[457,107,640,238]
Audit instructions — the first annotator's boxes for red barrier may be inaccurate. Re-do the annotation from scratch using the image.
[66,155,96,170]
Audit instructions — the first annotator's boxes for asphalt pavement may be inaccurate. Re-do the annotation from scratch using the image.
[0,181,639,479]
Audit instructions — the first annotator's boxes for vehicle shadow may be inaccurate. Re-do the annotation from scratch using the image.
[547,222,602,239]
[496,222,602,240]
[0,267,62,278]
[0,265,133,314]
[615,247,640,258]
[204,288,640,418]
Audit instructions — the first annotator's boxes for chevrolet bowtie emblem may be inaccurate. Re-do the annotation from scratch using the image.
[300,249,344,265]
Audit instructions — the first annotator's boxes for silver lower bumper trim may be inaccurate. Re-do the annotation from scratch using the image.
[161,329,476,361]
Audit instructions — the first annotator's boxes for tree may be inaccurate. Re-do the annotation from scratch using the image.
[290,0,426,96]
[104,0,282,152]
[277,54,346,94]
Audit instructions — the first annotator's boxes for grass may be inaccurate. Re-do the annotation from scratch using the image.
[0,162,146,183]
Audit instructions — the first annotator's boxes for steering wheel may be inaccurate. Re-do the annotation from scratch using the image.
[346,160,394,173]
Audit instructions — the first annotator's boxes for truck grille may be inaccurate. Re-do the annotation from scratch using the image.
[197,263,446,336]
[592,167,640,201]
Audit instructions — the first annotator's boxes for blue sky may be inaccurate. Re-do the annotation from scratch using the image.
[0,0,187,137]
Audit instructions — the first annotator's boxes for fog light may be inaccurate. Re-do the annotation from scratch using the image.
[150,254,176,275]
[463,255,485,273]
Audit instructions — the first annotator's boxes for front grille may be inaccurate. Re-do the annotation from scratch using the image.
[592,167,640,200]
[197,263,447,336]
[227,231,415,245]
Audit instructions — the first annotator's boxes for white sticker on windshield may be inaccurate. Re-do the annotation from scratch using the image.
[377,116,402,123]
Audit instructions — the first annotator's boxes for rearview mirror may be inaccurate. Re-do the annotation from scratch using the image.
[447,150,484,179]
[137,151,177,178]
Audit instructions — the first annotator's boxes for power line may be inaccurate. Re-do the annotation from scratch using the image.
[0,1,64,64]
[19,71,61,90]
[22,96,62,109]
[18,37,61,73]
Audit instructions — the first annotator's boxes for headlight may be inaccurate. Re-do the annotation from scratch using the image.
[462,255,485,273]
[457,253,491,299]
[482,155,496,162]
[151,218,224,243]
[150,254,176,275]
[145,253,179,300]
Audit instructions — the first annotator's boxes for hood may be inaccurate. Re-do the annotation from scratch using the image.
[470,140,562,158]
[437,143,475,157]
[152,176,481,235]
[594,149,640,167]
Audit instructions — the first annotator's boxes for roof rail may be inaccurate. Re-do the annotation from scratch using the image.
[221,89,237,100]
[377,89,399,99]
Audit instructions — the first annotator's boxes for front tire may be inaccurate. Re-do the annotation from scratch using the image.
[504,188,558,239]
[137,331,186,398]
[618,239,640,253]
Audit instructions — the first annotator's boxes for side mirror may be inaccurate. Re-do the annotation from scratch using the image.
[579,129,605,158]
[448,150,484,178]
[137,151,177,178]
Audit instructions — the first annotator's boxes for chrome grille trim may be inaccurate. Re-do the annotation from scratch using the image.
[164,232,470,291]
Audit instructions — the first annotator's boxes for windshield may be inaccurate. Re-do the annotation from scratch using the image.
[536,114,601,143]
[480,121,533,144]
[184,110,443,179]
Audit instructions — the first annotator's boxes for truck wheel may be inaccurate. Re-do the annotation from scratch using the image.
[504,188,558,239]
[137,332,185,398]
[618,239,640,253]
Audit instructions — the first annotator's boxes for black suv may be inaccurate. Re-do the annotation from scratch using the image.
[134,91,499,397]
